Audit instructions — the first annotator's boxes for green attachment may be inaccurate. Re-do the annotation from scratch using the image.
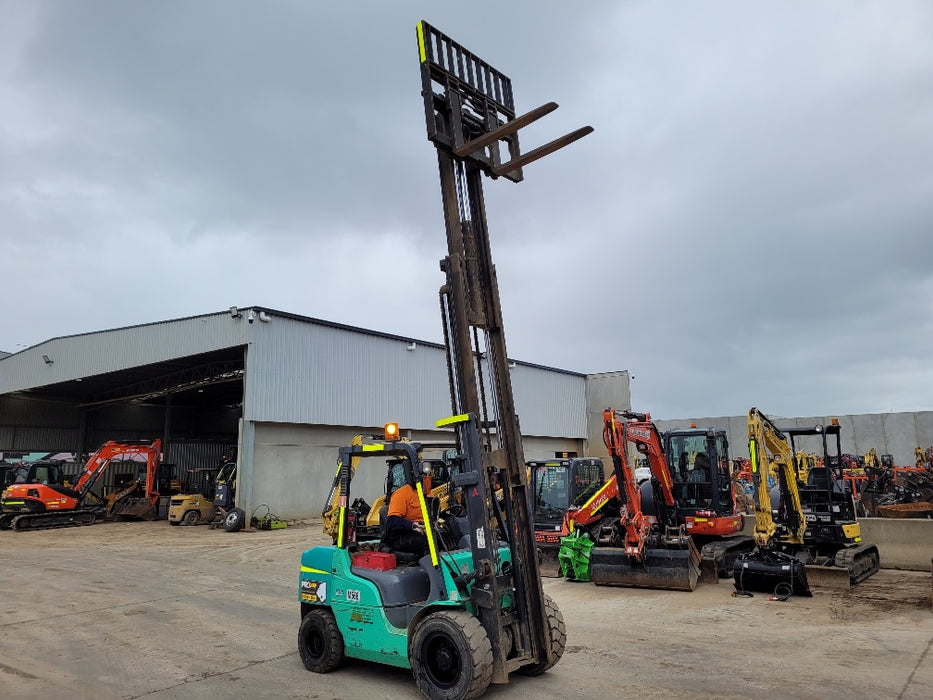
[558,530,594,581]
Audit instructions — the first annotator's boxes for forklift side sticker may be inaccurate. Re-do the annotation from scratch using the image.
[346,589,361,603]
[300,580,327,603]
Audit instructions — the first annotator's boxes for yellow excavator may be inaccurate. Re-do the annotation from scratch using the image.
[733,408,880,597]
[322,425,454,543]
[794,451,817,483]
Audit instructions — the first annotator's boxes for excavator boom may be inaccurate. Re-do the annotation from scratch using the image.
[734,409,812,596]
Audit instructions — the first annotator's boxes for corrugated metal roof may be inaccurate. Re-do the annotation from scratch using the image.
[0,307,590,438]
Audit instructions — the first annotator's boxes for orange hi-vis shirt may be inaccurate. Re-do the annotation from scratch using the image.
[388,483,425,522]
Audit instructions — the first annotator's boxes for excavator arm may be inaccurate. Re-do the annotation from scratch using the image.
[623,412,677,514]
[322,434,364,538]
[601,409,649,559]
[747,408,805,547]
[74,440,162,502]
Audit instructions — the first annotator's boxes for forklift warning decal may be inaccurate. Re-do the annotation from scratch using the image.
[300,580,327,603]
[350,608,374,624]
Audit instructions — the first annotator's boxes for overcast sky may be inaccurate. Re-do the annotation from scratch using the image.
[2,1,931,419]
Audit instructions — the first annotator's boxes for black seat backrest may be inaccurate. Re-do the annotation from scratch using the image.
[808,467,831,489]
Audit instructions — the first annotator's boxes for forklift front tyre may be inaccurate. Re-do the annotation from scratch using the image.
[298,608,344,673]
[516,593,566,676]
[222,508,246,532]
[411,611,492,700]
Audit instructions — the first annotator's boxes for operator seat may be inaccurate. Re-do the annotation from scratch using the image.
[807,467,831,489]
[376,505,421,565]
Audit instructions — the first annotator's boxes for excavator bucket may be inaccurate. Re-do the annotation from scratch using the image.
[108,498,158,521]
[733,551,812,598]
[590,544,701,591]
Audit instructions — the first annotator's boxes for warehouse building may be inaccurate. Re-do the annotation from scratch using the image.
[0,307,631,519]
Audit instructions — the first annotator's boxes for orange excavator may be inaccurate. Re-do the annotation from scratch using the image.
[0,440,161,531]
[565,409,700,591]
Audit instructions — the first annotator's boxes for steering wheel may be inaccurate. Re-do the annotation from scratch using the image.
[441,503,465,518]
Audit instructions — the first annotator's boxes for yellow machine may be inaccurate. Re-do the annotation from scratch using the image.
[794,451,817,483]
[322,425,455,542]
[168,468,220,526]
[734,408,880,596]
[748,408,808,551]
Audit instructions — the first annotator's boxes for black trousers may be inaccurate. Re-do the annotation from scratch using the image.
[392,530,428,555]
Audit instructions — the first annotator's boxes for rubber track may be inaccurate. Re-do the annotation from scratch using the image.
[11,510,96,531]
[835,543,881,584]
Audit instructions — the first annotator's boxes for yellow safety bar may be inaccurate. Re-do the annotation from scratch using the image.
[415,480,439,567]
[417,21,427,63]
[435,414,469,428]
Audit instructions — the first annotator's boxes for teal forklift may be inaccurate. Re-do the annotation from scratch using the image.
[296,19,591,699]
[298,415,564,698]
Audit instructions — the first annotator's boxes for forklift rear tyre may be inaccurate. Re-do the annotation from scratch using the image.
[411,610,492,700]
[182,510,200,526]
[298,608,344,673]
[222,508,245,532]
[517,593,566,676]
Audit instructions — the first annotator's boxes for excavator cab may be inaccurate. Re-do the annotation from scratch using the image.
[784,423,879,585]
[530,458,605,576]
[661,427,751,580]
[665,429,734,519]
[530,459,604,521]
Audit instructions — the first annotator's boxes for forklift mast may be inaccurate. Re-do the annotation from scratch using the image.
[417,21,591,680]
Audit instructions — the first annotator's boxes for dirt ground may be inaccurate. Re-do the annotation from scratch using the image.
[1,520,930,700]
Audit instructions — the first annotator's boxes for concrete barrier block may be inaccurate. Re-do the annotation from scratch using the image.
[859,518,933,571]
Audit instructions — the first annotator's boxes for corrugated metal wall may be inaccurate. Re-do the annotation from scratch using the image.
[244,316,587,438]
[0,396,82,452]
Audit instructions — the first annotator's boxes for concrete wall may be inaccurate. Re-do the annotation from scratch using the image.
[584,371,632,457]
[860,518,933,571]
[656,411,933,467]
[737,514,932,572]
[248,421,584,519]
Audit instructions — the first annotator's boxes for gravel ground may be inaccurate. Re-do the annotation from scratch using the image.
[1,520,930,699]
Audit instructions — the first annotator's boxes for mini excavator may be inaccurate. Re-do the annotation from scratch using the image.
[563,409,701,591]
[733,408,880,598]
